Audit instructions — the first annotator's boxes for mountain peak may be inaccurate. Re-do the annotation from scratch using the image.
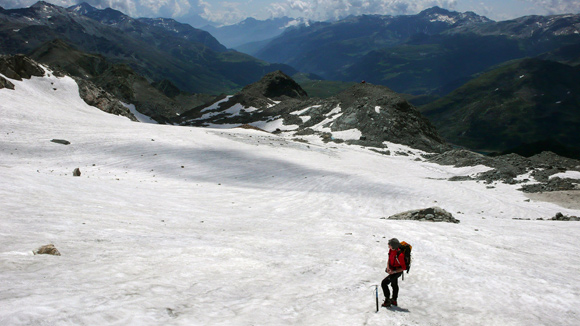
[419,6,451,16]
[31,1,56,9]
[68,2,98,15]
[240,70,308,100]
[418,6,492,25]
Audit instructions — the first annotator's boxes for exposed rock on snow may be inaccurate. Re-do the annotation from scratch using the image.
[384,207,460,223]
[0,54,45,80]
[75,79,137,121]
[178,76,449,153]
[0,75,15,89]
[33,244,61,256]
[50,139,70,145]
[549,212,579,221]
[0,54,138,121]
[73,168,81,177]
[424,149,492,167]
[427,150,580,192]
[519,177,579,193]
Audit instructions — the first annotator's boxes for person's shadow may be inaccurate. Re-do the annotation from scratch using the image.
[387,306,410,313]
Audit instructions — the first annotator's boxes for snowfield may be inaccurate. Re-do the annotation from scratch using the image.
[1,71,579,326]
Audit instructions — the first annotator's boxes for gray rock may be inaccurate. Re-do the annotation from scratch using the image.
[546,212,580,221]
[384,207,460,223]
[73,168,81,177]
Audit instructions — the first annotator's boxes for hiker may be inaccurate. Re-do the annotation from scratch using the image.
[381,238,406,307]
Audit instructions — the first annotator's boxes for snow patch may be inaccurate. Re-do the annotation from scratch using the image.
[122,102,157,124]
[201,96,233,112]
[251,118,298,132]
[291,105,320,116]
[550,171,580,180]
[331,128,362,140]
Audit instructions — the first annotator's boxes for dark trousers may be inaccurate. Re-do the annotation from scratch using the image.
[381,272,402,300]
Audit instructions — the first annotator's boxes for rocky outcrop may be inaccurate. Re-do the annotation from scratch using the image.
[178,76,449,153]
[29,40,183,123]
[324,83,448,152]
[0,75,14,89]
[426,149,580,192]
[239,70,308,101]
[515,212,580,221]
[383,207,460,223]
[549,212,579,221]
[0,54,45,80]
[75,78,137,121]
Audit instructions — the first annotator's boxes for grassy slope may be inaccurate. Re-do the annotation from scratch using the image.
[420,58,580,153]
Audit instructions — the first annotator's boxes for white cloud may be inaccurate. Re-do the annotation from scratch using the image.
[269,0,459,21]
[1,0,579,25]
[522,0,580,15]
[197,0,246,25]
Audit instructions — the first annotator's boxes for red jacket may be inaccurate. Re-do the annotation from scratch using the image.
[388,249,406,271]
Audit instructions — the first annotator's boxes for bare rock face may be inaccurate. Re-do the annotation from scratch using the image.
[0,75,15,89]
[73,168,81,176]
[75,78,137,121]
[0,54,45,80]
[33,244,61,256]
[240,70,308,101]
[384,207,460,223]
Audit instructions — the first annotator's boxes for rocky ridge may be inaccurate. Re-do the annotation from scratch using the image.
[425,149,580,193]
[0,54,137,121]
[176,72,449,153]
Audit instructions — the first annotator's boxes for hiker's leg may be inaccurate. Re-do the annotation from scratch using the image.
[391,273,401,300]
[381,276,391,299]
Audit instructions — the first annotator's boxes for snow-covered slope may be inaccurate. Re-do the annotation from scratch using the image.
[1,70,579,325]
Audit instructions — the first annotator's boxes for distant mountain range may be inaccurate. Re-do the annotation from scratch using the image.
[0,1,297,94]
[249,7,580,96]
[3,2,580,158]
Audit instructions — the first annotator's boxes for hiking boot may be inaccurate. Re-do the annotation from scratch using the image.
[390,299,397,306]
[381,299,391,308]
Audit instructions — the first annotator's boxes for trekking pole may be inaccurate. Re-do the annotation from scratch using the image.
[375,285,379,312]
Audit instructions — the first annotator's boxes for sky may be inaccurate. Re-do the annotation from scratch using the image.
[1,0,580,27]
[2,60,580,326]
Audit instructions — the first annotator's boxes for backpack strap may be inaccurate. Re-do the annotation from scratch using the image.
[395,250,405,281]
